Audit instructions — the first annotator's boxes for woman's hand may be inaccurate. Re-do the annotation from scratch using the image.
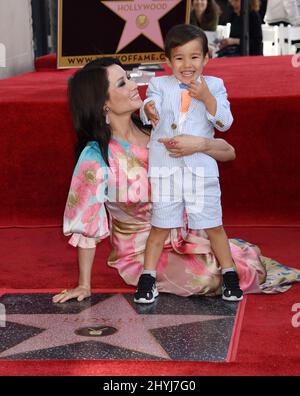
[52,285,91,304]
[219,37,240,49]
[158,135,208,157]
[158,135,236,162]
[52,247,95,304]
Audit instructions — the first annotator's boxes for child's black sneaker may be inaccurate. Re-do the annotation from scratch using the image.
[222,271,243,301]
[134,274,158,304]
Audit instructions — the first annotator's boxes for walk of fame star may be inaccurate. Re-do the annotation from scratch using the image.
[101,0,182,52]
[0,293,238,361]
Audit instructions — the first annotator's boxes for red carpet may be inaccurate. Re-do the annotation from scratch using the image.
[0,226,299,289]
[0,56,300,226]
[0,226,299,375]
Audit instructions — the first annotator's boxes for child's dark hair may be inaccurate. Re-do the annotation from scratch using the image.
[164,24,208,59]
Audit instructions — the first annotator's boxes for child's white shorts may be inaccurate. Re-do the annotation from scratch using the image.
[150,167,222,230]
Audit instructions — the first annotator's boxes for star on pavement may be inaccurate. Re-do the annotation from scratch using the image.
[1,294,227,359]
[101,0,182,52]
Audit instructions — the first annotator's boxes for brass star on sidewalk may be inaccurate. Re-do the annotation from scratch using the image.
[1,294,227,359]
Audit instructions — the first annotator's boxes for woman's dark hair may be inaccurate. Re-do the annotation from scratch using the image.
[68,57,150,166]
[190,0,221,32]
[164,24,209,59]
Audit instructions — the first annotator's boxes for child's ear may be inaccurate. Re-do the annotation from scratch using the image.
[165,57,172,68]
[203,53,209,66]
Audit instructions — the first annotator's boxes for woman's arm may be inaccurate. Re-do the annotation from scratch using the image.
[52,247,95,303]
[202,137,236,162]
[53,144,109,304]
[219,37,240,49]
[158,135,236,162]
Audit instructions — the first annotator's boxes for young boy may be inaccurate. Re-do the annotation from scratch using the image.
[134,24,243,303]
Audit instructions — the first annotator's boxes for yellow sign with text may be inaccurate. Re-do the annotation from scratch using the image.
[58,0,190,68]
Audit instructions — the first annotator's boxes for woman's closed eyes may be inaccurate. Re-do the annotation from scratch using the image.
[116,73,131,88]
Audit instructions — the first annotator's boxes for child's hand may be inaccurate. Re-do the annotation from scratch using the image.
[188,78,211,103]
[188,78,217,116]
[144,100,159,128]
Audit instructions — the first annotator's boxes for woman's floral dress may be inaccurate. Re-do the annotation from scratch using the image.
[64,138,300,296]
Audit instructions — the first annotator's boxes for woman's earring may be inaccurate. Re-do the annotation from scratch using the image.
[104,106,110,125]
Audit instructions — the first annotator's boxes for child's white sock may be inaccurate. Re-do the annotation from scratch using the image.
[221,267,235,275]
[142,270,157,278]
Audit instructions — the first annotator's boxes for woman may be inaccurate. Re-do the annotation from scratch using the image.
[53,58,299,303]
[264,0,300,26]
[190,0,221,31]
[218,0,263,56]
